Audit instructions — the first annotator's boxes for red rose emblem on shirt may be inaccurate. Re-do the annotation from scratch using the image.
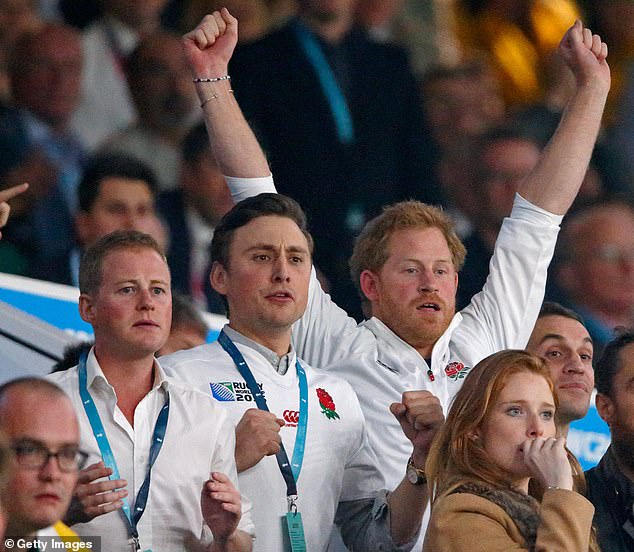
[316,388,340,420]
[444,362,471,381]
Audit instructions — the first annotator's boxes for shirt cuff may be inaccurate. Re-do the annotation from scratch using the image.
[224,174,276,203]
[512,193,564,226]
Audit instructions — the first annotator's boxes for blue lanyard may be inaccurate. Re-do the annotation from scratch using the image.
[292,19,355,144]
[78,351,169,547]
[217,331,308,495]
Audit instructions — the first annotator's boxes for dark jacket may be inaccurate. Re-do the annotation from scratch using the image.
[585,445,634,552]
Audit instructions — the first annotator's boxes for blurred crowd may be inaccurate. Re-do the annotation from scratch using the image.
[0,0,632,349]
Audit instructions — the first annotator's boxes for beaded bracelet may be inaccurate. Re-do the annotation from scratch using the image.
[193,75,231,83]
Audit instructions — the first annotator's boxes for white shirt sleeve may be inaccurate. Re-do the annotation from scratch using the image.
[457,192,562,353]
[224,174,276,203]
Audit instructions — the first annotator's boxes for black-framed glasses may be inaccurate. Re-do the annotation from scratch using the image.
[11,440,89,473]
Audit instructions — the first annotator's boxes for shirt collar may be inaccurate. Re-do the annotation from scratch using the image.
[85,347,169,392]
[361,312,463,370]
[223,325,294,375]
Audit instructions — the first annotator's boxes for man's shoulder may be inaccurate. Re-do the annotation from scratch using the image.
[161,342,224,372]
[46,366,79,392]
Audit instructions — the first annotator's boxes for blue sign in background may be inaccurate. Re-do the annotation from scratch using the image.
[0,286,93,338]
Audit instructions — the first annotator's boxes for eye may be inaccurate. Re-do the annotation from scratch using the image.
[580,353,593,362]
[546,350,562,359]
[254,254,270,262]
[506,406,522,416]
[119,286,135,294]
[404,267,418,274]
[541,410,554,420]
[151,287,166,295]
[15,442,40,457]
[435,268,447,275]
[290,256,304,264]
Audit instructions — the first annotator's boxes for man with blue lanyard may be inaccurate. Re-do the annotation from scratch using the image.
[177,11,611,551]
[48,231,254,552]
[164,11,442,551]
[162,192,441,551]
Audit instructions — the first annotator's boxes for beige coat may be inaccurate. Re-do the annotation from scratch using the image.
[423,488,594,551]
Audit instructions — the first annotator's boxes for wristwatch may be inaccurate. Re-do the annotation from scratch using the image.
[406,455,427,485]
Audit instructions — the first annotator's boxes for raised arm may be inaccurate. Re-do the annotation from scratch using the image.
[182,9,270,179]
[517,20,610,215]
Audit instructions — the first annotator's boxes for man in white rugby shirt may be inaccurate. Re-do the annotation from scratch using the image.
[48,230,254,552]
[163,11,443,551]
[175,9,610,549]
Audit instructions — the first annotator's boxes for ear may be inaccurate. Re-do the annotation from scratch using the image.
[210,261,228,295]
[453,271,459,293]
[75,212,92,247]
[595,393,615,427]
[359,269,380,303]
[79,293,96,325]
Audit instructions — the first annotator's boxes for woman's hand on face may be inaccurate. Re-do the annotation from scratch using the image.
[521,437,574,491]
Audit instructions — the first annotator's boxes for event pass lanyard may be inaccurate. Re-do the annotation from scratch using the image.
[78,351,169,552]
[291,19,355,145]
[218,330,308,551]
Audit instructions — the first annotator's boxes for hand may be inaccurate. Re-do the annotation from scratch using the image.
[182,8,238,78]
[559,20,610,92]
[0,183,29,237]
[522,437,574,491]
[235,409,285,472]
[201,472,241,543]
[64,461,128,525]
[390,391,444,468]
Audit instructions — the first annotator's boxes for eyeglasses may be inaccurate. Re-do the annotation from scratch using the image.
[11,440,89,473]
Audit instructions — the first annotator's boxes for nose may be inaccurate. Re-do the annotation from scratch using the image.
[417,269,438,293]
[39,454,62,481]
[527,413,545,439]
[272,257,290,283]
[137,288,155,310]
[564,354,585,374]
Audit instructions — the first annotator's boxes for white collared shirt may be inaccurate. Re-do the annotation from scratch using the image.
[48,349,254,551]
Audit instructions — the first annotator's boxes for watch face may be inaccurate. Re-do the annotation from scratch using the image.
[407,465,419,485]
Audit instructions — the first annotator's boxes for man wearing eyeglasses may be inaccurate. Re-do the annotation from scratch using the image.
[0,378,85,546]
[552,200,634,358]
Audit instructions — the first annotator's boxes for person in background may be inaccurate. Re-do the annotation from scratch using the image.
[551,200,634,357]
[99,31,200,192]
[31,153,166,286]
[0,378,85,546]
[158,292,209,356]
[423,350,597,551]
[0,24,85,276]
[526,302,594,437]
[157,122,233,312]
[229,0,441,318]
[585,330,634,552]
[70,0,169,150]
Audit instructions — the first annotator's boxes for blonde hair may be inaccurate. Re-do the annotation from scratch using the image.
[349,201,466,300]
